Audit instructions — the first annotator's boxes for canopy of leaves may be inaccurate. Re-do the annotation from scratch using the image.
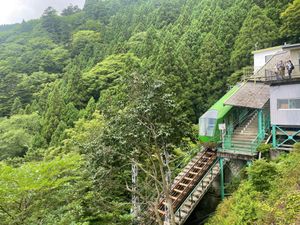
[231,5,278,70]
[207,144,300,225]
[0,0,296,224]
[280,0,300,43]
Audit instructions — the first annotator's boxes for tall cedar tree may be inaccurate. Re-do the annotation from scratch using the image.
[153,30,193,121]
[43,83,66,143]
[192,33,228,118]
[280,0,300,43]
[230,5,277,70]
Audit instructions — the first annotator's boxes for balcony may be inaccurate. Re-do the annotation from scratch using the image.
[264,64,300,85]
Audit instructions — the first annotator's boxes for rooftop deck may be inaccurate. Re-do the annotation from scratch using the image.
[264,66,300,85]
[247,64,300,84]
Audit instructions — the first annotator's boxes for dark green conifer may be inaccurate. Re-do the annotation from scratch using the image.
[11,97,23,115]
[230,5,277,70]
[43,82,66,143]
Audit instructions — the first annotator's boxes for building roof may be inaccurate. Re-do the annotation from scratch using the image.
[252,45,282,54]
[252,43,300,54]
[282,43,300,50]
[224,82,270,109]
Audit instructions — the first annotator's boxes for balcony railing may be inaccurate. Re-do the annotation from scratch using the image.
[264,64,300,83]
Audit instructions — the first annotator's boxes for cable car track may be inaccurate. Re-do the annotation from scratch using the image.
[155,148,217,220]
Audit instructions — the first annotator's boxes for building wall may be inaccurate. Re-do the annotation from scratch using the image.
[290,48,300,65]
[270,83,300,126]
[253,47,282,73]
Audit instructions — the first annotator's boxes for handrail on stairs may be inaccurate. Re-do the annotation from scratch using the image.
[169,151,216,210]
[223,110,257,150]
[175,158,219,223]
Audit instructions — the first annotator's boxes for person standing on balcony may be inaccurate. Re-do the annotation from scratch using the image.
[286,60,294,79]
[275,61,285,80]
[276,60,285,80]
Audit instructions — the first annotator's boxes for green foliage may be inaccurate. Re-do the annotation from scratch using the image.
[247,159,277,193]
[231,5,278,70]
[10,97,23,115]
[208,145,300,225]
[192,33,228,117]
[0,153,88,225]
[257,143,272,153]
[280,0,300,43]
[227,66,253,85]
[0,0,295,224]
[0,113,41,160]
[61,4,81,16]
[71,30,101,56]
[83,53,140,100]
[42,82,67,143]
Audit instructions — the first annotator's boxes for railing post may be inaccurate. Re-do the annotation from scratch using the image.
[258,109,263,140]
[219,158,225,200]
[272,125,277,148]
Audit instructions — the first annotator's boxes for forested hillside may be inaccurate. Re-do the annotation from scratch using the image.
[0,0,299,224]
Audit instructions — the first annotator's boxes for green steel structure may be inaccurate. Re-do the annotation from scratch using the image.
[219,157,225,200]
[272,125,300,148]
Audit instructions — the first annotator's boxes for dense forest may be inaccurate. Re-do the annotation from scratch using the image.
[0,0,299,224]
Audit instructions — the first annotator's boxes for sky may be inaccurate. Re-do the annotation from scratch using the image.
[0,0,86,25]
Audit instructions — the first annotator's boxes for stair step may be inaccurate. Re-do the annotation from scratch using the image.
[194,166,202,170]
[179,182,189,187]
[183,177,193,181]
[232,142,253,147]
[232,135,257,138]
[223,148,255,154]
[181,206,191,213]
[170,195,177,200]
[188,171,198,175]
[174,189,184,193]
[232,137,256,141]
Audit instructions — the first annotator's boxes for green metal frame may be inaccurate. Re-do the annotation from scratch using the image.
[272,125,300,148]
[219,157,225,200]
[220,108,270,155]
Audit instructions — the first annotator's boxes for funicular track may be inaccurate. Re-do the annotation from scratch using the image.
[151,148,218,224]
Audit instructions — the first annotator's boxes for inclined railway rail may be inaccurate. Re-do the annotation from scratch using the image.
[150,148,218,224]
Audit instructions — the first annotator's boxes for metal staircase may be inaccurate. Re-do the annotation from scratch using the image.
[221,112,259,156]
[151,149,220,225]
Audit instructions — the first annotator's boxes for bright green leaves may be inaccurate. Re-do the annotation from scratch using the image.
[208,145,300,225]
[280,0,300,43]
[247,159,278,193]
[71,30,101,56]
[0,153,87,225]
[83,53,140,100]
[0,113,41,160]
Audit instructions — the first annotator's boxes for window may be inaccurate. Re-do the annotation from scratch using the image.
[290,99,300,109]
[199,110,218,137]
[277,99,300,109]
[278,99,288,109]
